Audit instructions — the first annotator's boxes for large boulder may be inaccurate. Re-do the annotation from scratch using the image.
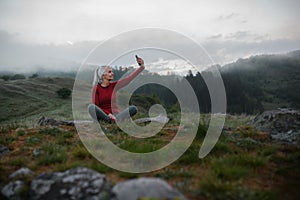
[29,167,114,200]
[1,167,189,200]
[112,177,187,200]
[252,108,300,144]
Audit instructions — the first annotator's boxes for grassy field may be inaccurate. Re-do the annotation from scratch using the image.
[0,113,299,200]
[0,77,74,126]
[0,77,299,199]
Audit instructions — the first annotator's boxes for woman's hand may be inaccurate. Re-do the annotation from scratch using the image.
[108,113,116,122]
[136,55,144,67]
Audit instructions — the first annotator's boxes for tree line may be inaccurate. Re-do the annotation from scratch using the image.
[125,51,300,114]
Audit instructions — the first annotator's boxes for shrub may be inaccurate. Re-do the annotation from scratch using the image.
[56,88,72,99]
[10,74,26,80]
[1,75,11,81]
[29,73,39,79]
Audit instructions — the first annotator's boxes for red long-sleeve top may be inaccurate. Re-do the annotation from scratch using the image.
[92,66,144,115]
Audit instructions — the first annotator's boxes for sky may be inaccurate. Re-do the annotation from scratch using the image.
[0,0,299,74]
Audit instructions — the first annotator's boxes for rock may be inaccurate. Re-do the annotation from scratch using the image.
[38,116,75,126]
[1,180,24,200]
[134,114,169,124]
[0,144,10,158]
[112,177,187,200]
[9,167,33,179]
[2,167,189,200]
[33,148,42,157]
[271,131,300,145]
[252,109,300,145]
[29,167,114,200]
[37,116,93,127]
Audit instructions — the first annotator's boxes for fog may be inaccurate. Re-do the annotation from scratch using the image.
[0,0,299,74]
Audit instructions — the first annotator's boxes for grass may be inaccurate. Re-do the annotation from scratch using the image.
[199,178,277,200]
[155,167,194,180]
[16,129,26,136]
[8,158,27,167]
[0,111,299,199]
[37,143,68,166]
[38,127,62,136]
[0,77,75,126]
[26,136,40,145]
[0,135,16,145]
[0,77,298,199]
[72,145,92,159]
[116,138,167,153]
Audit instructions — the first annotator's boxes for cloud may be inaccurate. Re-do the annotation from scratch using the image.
[217,13,239,21]
[207,34,223,40]
[0,30,97,72]
[224,31,269,42]
[226,31,249,39]
[0,28,299,75]
[147,58,194,76]
[203,37,300,65]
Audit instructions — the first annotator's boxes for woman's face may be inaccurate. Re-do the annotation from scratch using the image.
[102,67,114,81]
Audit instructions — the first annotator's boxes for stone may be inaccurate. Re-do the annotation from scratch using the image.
[1,180,24,200]
[252,108,300,145]
[29,167,114,200]
[112,177,187,200]
[37,116,93,127]
[0,144,10,158]
[33,148,42,157]
[38,116,75,126]
[134,114,169,124]
[9,167,33,179]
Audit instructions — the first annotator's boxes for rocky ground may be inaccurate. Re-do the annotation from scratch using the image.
[0,111,299,200]
[251,108,300,145]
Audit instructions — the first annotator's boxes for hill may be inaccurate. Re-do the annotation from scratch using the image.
[182,50,300,114]
[0,76,166,126]
[0,77,74,125]
[221,50,300,111]
[0,50,299,125]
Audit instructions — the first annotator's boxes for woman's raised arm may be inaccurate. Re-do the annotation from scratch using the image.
[115,56,145,89]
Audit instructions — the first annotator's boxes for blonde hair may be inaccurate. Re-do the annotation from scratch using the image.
[92,65,111,85]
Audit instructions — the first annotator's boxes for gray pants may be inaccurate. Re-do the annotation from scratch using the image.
[88,104,137,123]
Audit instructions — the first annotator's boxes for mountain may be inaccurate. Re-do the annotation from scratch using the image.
[219,50,300,112]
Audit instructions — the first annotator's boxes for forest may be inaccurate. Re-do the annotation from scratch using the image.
[123,50,300,114]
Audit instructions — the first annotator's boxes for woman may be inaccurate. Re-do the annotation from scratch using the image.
[88,56,145,123]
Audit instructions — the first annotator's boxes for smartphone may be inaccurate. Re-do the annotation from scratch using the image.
[135,55,141,65]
